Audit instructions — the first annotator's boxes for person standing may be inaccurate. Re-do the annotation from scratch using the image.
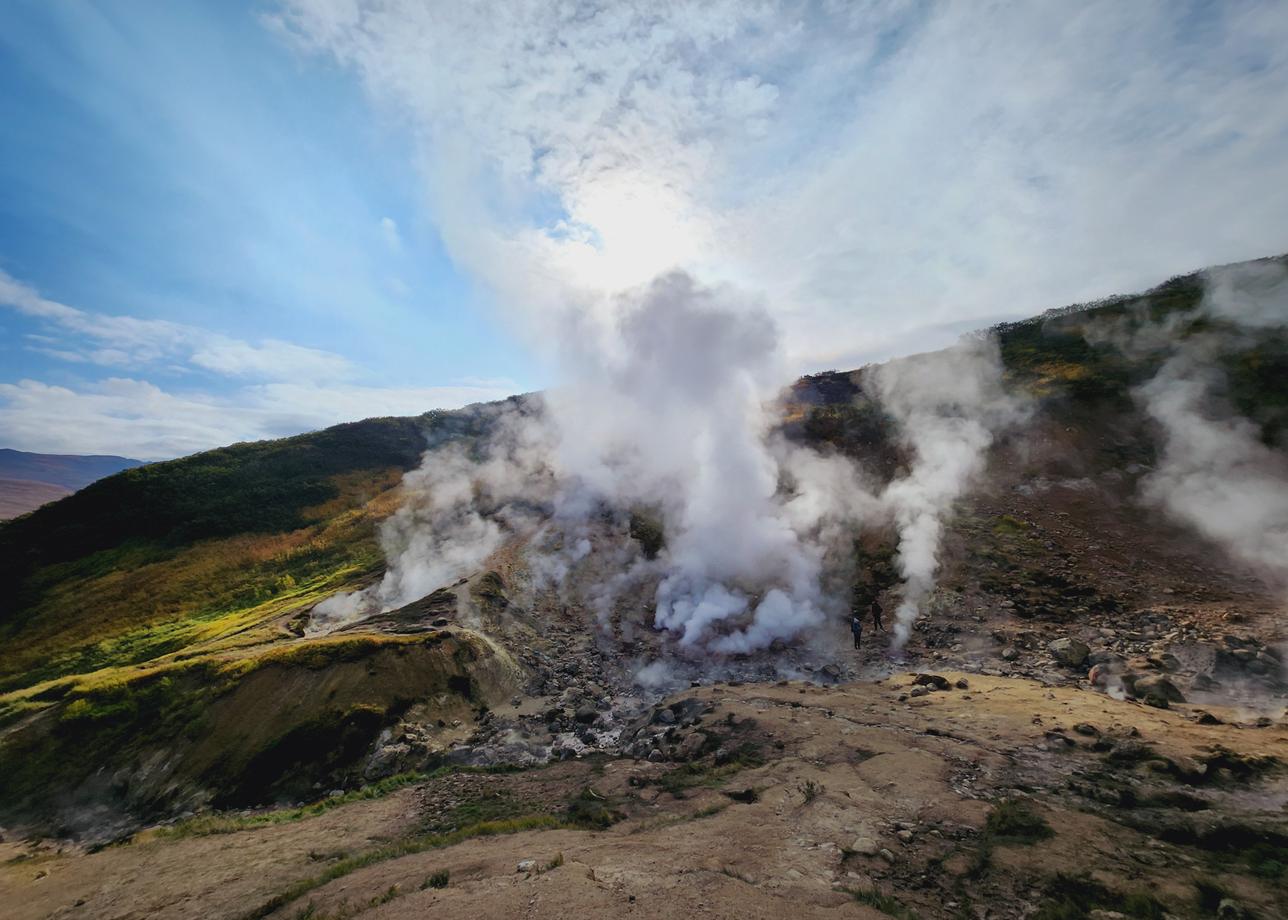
[870,598,885,632]
[850,612,864,650]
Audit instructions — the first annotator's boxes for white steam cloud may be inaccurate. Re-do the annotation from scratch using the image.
[317,273,891,653]
[869,339,1028,647]
[314,276,1023,658]
[310,405,556,631]
[1132,262,1288,592]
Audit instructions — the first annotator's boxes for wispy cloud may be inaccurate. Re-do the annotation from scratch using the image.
[278,0,1288,369]
[0,269,353,382]
[0,271,514,458]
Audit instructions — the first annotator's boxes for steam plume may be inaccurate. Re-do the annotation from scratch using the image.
[869,338,1028,647]
[1132,262,1288,592]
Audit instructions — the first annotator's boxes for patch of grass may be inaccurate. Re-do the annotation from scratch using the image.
[992,514,1027,536]
[421,869,450,889]
[565,787,624,830]
[240,814,566,920]
[1032,872,1166,920]
[842,886,920,920]
[968,798,1054,879]
[984,799,1053,843]
[655,743,763,797]
[797,779,824,804]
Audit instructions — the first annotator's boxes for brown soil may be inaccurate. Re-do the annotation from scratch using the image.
[4,673,1284,920]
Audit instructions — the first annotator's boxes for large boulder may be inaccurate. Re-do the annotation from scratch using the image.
[1133,674,1185,704]
[1049,637,1090,668]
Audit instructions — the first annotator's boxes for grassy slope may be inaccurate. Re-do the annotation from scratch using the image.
[0,417,424,693]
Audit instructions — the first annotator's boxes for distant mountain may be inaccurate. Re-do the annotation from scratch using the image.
[0,449,143,520]
[0,479,72,520]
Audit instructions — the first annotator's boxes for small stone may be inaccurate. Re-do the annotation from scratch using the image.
[1072,722,1099,736]
[851,837,880,856]
[909,687,929,698]
[517,859,536,873]
[1217,898,1247,919]
[955,678,969,689]
[878,848,896,863]
[896,829,914,843]
[1001,648,1019,661]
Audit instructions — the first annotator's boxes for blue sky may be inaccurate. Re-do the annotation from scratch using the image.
[2,1,1287,459]
[0,0,534,458]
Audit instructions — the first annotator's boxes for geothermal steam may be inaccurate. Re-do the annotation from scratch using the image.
[1129,262,1288,592]
[869,339,1028,646]
[316,273,1021,654]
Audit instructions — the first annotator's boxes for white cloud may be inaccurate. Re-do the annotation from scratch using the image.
[276,0,1288,369]
[0,269,354,383]
[0,269,514,458]
[379,215,402,251]
[0,376,514,460]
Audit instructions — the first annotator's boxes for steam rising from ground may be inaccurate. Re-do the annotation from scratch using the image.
[1128,263,1288,593]
[870,339,1029,646]
[316,274,1022,656]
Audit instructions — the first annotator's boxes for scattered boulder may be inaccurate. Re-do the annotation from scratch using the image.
[678,732,707,759]
[1049,638,1090,668]
[912,673,951,691]
[1133,675,1185,704]
[517,859,536,873]
[850,836,880,856]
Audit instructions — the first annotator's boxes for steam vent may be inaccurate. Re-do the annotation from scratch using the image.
[2,3,1286,918]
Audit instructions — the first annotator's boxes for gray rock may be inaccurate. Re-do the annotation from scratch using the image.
[1134,674,1185,704]
[850,836,880,856]
[1049,638,1090,668]
[1217,898,1248,919]
[517,859,536,873]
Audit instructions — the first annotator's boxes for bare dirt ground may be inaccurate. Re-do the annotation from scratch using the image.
[4,672,1284,920]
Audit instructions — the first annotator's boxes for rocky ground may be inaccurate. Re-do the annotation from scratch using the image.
[2,453,1285,919]
[3,671,1284,920]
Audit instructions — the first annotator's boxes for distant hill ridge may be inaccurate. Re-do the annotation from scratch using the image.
[0,448,143,491]
[0,449,144,520]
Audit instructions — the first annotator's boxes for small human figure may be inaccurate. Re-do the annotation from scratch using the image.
[850,613,864,650]
[870,598,885,632]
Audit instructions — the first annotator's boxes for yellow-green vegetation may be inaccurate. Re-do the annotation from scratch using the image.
[0,466,404,693]
[0,413,504,695]
[0,630,521,832]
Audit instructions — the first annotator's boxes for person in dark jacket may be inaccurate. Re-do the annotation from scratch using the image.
[850,613,864,650]
[870,598,885,632]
